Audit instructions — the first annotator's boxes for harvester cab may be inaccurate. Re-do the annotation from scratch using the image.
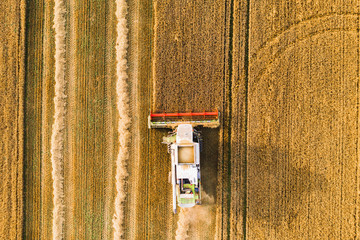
[148,110,220,214]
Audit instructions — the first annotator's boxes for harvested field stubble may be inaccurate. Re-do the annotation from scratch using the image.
[175,192,216,240]
[0,0,26,239]
[125,0,156,238]
[23,0,56,238]
[40,1,56,239]
[23,0,119,238]
[62,0,118,239]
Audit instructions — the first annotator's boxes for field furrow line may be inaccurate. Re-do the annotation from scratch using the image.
[51,0,67,239]
[357,6,360,237]
[113,0,130,239]
[17,0,26,238]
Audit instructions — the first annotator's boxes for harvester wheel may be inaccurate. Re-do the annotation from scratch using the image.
[167,144,171,154]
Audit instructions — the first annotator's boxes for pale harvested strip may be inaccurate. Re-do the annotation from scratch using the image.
[175,192,215,240]
[113,0,130,239]
[51,0,67,239]
[175,208,190,240]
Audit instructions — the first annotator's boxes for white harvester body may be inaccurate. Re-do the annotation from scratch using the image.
[148,110,219,214]
[169,124,201,213]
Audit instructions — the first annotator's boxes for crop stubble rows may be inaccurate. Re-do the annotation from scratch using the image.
[125,0,154,239]
[22,0,119,239]
[23,0,55,238]
[0,0,26,239]
[63,0,117,239]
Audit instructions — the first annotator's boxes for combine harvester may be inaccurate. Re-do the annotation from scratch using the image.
[148,110,220,213]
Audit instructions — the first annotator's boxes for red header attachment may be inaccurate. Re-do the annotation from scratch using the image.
[149,110,220,129]
[150,110,219,119]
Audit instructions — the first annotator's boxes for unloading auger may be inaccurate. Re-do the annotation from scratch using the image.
[148,110,220,213]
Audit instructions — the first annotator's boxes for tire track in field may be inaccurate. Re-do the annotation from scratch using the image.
[51,0,67,239]
[247,1,360,238]
[250,14,359,85]
[113,0,130,239]
[250,12,360,61]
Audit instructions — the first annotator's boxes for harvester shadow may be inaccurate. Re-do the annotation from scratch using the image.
[199,128,220,198]
[247,145,329,228]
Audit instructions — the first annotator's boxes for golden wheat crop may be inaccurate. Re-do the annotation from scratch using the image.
[2,0,360,239]
[0,0,26,238]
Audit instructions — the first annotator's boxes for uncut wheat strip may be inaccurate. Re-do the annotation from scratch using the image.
[113,0,130,239]
[51,0,67,239]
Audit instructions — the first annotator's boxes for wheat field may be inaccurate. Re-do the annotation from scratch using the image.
[1,0,359,239]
